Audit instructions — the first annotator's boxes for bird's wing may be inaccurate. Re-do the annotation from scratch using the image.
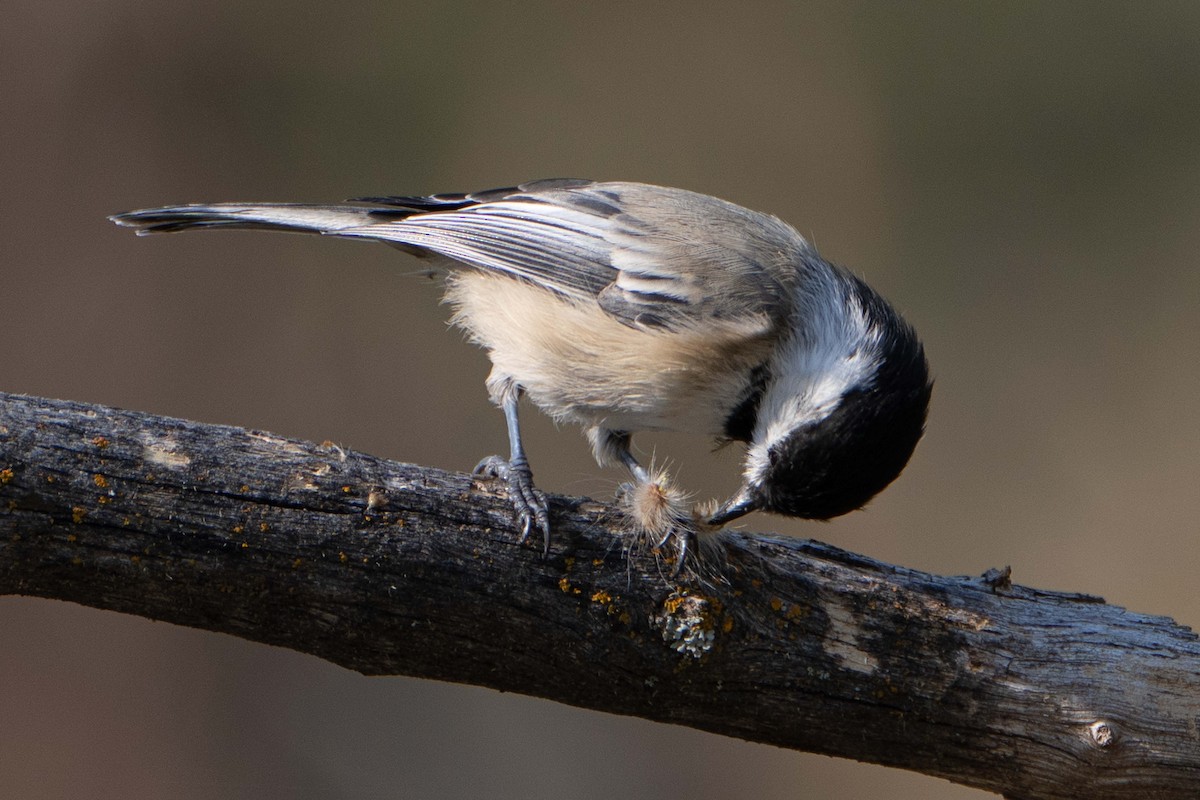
[341,180,802,331]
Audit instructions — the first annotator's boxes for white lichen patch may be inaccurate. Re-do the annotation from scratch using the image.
[654,592,717,659]
[822,593,880,675]
[138,432,191,469]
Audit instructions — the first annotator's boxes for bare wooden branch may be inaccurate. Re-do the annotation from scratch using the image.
[1,391,1198,799]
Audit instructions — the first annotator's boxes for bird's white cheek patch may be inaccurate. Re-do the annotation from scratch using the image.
[743,294,882,485]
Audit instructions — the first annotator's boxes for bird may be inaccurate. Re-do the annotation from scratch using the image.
[110,179,932,564]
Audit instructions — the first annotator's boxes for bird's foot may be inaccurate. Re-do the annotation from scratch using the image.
[474,455,551,554]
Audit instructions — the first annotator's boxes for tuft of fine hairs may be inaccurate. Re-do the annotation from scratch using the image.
[620,467,691,545]
[616,467,729,582]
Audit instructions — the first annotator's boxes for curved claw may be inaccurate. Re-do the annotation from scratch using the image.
[670,529,696,579]
[474,455,551,554]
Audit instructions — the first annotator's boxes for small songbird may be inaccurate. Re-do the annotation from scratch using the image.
[111,179,931,561]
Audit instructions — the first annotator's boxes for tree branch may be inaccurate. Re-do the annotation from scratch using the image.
[1,391,1198,798]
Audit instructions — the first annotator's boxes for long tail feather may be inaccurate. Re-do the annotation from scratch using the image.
[109,203,381,236]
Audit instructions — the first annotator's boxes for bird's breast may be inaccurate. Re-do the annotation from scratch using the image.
[444,272,774,435]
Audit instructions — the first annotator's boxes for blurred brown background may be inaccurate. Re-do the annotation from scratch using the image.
[3,2,1199,798]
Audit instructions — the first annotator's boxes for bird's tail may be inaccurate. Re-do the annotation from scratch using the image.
[109,203,382,236]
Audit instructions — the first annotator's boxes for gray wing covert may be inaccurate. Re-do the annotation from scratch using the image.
[338,180,800,332]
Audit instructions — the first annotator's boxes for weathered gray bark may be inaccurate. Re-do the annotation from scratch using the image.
[1,391,1197,798]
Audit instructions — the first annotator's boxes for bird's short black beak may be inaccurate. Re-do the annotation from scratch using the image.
[708,487,762,527]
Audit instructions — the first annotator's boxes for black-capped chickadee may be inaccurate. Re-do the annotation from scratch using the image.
[111,179,931,560]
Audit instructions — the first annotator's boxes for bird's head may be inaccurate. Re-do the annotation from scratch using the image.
[711,273,932,526]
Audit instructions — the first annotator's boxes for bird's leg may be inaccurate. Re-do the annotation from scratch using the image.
[475,382,550,554]
[609,432,652,486]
